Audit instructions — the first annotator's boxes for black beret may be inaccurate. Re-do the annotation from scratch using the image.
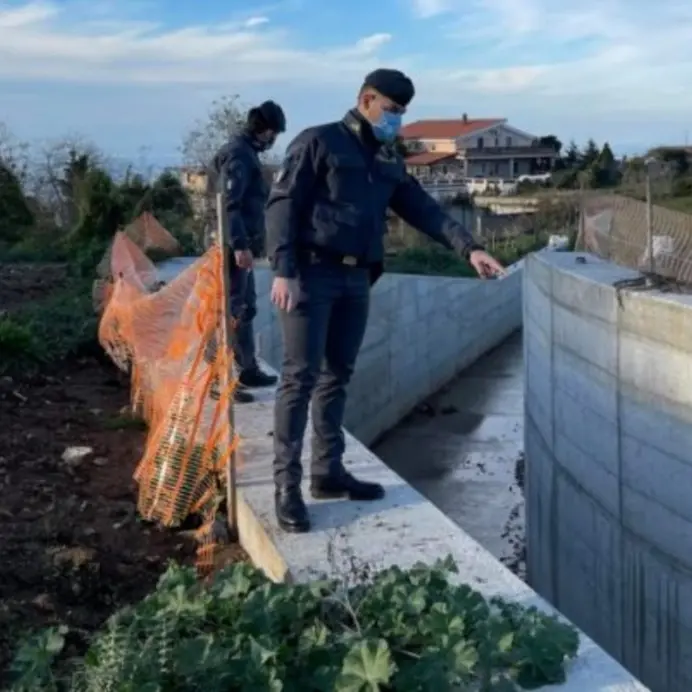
[362,68,415,107]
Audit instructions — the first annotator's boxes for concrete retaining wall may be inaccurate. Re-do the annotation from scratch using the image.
[524,251,692,692]
[156,255,646,690]
[156,259,523,445]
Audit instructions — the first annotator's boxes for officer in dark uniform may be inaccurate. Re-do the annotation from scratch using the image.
[265,69,505,532]
[211,100,287,402]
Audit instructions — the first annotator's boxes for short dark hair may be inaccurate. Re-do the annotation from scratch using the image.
[246,100,286,134]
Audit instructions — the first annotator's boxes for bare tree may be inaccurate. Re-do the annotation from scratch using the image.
[30,135,105,226]
[180,95,248,169]
[0,122,30,185]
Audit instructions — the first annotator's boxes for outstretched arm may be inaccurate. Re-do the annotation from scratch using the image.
[265,132,322,279]
[389,173,505,277]
[389,172,482,257]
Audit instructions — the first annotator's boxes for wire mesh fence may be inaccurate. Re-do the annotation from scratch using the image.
[96,218,240,575]
[578,191,692,284]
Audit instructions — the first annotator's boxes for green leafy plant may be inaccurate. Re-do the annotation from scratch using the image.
[0,316,36,359]
[7,558,579,691]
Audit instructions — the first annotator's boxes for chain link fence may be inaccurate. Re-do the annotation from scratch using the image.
[578,191,692,284]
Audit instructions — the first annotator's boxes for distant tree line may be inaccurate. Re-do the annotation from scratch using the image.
[523,134,692,203]
[517,136,620,190]
[0,126,198,274]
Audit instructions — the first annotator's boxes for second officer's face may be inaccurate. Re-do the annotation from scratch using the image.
[259,130,278,150]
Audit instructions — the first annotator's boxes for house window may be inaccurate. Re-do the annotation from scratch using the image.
[495,137,499,147]
[441,165,448,174]
[477,137,484,149]
[506,136,512,146]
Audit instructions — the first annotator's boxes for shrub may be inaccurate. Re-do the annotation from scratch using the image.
[7,558,579,691]
[0,163,33,243]
[0,317,37,372]
[385,233,544,278]
[385,246,477,277]
[0,281,97,377]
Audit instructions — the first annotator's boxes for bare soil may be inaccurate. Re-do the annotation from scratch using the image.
[0,262,70,314]
[0,264,246,678]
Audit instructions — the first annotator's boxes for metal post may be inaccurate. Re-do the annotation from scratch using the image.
[577,177,586,253]
[645,166,654,274]
[216,192,238,540]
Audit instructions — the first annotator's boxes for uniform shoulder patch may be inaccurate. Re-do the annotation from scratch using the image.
[225,157,246,192]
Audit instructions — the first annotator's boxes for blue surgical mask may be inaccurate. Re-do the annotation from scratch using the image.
[372,111,402,142]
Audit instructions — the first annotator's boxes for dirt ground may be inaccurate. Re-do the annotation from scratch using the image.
[0,262,70,314]
[0,264,246,678]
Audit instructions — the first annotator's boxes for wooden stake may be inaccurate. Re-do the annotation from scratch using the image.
[216,192,238,541]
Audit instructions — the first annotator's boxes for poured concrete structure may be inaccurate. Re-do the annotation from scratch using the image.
[157,256,647,689]
[525,251,692,692]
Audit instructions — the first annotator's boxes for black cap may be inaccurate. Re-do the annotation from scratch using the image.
[362,69,415,108]
[257,100,286,133]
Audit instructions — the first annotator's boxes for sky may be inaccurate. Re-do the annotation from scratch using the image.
[0,0,691,167]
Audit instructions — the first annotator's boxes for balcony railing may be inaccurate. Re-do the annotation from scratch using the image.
[458,146,558,159]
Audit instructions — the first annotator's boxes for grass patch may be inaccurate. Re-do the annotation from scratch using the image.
[0,278,97,377]
[102,412,147,431]
[656,195,692,214]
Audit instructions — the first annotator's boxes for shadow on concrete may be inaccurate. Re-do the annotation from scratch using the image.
[240,472,424,534]
[374,331,523,450]
[307,483,424,533]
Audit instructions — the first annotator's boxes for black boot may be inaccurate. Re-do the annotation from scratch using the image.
[234,388,254,404]
[209,377,254,403]
[275,486,310,533]
[239,367,278,388]
[311,472,385,502]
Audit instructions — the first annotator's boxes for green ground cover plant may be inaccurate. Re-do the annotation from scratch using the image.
[8,557,579,692]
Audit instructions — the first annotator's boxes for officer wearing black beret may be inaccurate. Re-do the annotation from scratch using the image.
[208,100,286,402]
[265,69,505,532]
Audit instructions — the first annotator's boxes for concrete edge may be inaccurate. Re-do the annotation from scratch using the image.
[236,491,288,583]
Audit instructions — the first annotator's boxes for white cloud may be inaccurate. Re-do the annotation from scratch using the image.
[0,1,57,27]
[0,0,691,153]
[0,1,389,85]
[244,16,269,28]
[2,0,690,116]
[417,0,692,115]
[411,0,452,19]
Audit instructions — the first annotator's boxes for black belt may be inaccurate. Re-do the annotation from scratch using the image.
[302,247,370,269]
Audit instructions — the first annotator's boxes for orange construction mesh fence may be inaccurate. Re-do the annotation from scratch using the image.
[96,217,240,573]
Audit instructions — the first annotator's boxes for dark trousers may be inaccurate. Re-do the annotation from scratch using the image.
[273,264,370,488]
[231,265,258,375]
[205,258,258,375]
